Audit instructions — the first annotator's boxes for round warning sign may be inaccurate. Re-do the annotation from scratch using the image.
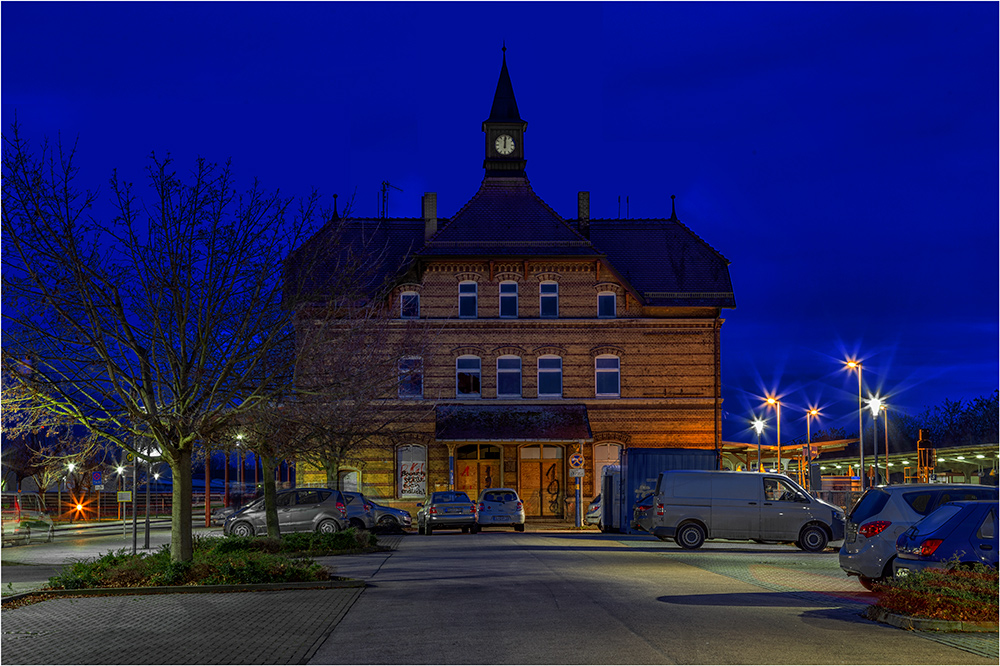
[569,452,585,468]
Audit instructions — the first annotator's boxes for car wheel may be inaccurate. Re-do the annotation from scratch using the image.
[514,524,525,532]
[798,525,828,552]
[317,519,340,534]
[349,518,366,530]
[378,515,398,529]
[858,575,879,591]
[471,524,480,534]
[231,521,254,538]
[461,526,469,533]
[417,523,425,535]
[676,523,705,550]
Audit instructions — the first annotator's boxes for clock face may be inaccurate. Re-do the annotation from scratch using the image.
[494,134,515,156]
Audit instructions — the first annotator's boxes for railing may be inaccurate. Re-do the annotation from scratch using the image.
[33,491,225,522]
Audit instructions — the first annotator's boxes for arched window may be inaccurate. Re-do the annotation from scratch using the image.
[397,445,427,498]
[456,356,482,398]
[400,292,420,319]
[597,292,616,318]
[595,355,620,397]
[499,281,518,318]
[496,356,522,398]
[338,468,360,492]
[540,281,559,318]
[459,281,478,318]
[593,443,622,481]
[537,356,562,398]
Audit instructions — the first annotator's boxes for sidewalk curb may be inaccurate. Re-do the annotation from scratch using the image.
[1,577,364,606]
[866,605,999,633]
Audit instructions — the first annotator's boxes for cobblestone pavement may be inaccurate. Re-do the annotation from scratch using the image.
[0,588,362,665]
[634,542,998,661]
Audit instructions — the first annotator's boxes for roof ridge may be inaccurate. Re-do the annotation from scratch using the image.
[589,217,730,264]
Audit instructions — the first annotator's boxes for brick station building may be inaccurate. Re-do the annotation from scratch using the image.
[292,53,737,520]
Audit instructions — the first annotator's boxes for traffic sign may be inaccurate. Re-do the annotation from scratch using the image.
[569,468,585,478]
[569,452,585,468]
[94,484,104,491]
[92,470,102,485]
[117,491,132,502]
[125,453,135,463]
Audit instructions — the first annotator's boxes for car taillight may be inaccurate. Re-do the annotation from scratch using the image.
[471,504,476,513]
[919,539,943,556]
[429,507,437,515]
[365,504,372,512]
[479,503,486,512]
[858,520,892,538]
[516,501,522,511]
[336,501,346,517]
[656,501,663,516]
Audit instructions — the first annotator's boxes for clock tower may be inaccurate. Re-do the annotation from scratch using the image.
[483,47,527,176]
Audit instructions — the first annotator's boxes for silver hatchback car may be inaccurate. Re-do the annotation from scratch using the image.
[472,488,525,533]
[223,488,347,537]
[839,483,997,589]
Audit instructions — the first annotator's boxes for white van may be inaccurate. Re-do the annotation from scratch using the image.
[1,491,54,545]
[649,470,845,551]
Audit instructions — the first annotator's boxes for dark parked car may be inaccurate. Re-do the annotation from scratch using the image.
[341,491,376,530]
[631,493,655,533]
[371,500,413,531]
[417,491,476,534]
[893,500,998,576]
[223,488,347,537]
[839,483,997,589]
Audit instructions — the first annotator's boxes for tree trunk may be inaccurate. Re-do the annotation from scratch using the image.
[168,448,193,562]
[324,458,339,489]
[261,455,280,538]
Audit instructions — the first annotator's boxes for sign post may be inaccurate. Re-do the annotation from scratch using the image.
[569,447,585,528]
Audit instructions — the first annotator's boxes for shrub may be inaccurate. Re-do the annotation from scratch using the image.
[870,564,998,623]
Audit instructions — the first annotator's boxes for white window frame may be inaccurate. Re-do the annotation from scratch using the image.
[499,281,518,318]
[595,355,621,397]
[536,355,563,398]
[398,357,423,399]
[496,355,522,398]
[400,292,420,319]
[597,292,616,319]
[459,281,478,318]
[456,355,482,398]
[540,281,559,318]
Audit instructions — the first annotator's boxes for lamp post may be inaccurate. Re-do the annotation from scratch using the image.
[806,408,820,490]
[868,395,883,486]
[882,403,889,483]
[766,398,782,472]
[752,418,766,472]
[846,361,864,491]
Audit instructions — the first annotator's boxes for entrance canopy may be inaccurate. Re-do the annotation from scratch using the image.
[435,404,593,442]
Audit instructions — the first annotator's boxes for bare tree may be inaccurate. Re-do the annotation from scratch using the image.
[1,122,336,561]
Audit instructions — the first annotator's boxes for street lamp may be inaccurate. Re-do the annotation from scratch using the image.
[881,402,889,483]
[868,395,882,485]
[766,397,782,472]
[806,408,821,491]
[752,417,766,471]
[845,360,865,491]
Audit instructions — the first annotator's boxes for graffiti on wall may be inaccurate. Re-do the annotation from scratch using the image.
[400,461,426,496]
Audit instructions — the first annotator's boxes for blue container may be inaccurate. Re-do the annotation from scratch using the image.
[618,448,719,534]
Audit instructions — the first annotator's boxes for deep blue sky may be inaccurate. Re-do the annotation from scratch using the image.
[3,2,997,445]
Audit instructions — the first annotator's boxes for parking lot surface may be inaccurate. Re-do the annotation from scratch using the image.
[2,528,996,664]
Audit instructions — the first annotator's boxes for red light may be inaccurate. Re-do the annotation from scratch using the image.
[429,507,437,515]
[516,501,522,511]
[336,501,346,517]
[919,539,944,556]
[656,501,664,516]
[858,521,891,538]
[479,503,485,512]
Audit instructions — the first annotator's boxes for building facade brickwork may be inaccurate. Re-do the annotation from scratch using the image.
[292,53,736,521]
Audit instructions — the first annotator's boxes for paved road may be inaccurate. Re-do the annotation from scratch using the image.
[2,529,996,664]
[311,531,995,665]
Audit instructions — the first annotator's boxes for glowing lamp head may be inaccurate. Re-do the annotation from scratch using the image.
[846,360,860,370]
[766,397,777,405]
[154,473,160,480]
[867,396,882,418]
[808,409,819,417]
[75,504,84,512]
[116,466,124,474]
[752,419,765,435]
[67,463,76,472]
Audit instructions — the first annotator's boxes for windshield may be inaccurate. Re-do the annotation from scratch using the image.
[848,487,889,522]
[431,492,471,504]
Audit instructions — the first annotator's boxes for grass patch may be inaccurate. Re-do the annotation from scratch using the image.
[46,529,377,590]
[868,564,998,624]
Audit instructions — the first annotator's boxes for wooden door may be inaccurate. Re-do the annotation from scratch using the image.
[518,445,564,517]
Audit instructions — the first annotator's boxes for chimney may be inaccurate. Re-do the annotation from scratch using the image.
[577,191,590,239]
[422,193,437,241]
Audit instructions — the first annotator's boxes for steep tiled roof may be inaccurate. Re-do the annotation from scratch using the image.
[588,218,736,308]
[285,217,430,303]
[416,177,600,258]
[436,404,593,441]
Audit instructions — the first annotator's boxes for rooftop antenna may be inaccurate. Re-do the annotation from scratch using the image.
[670,194,677,221]
[627,195,629,219]
[618,195,621,218]
[380,180,404,219]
